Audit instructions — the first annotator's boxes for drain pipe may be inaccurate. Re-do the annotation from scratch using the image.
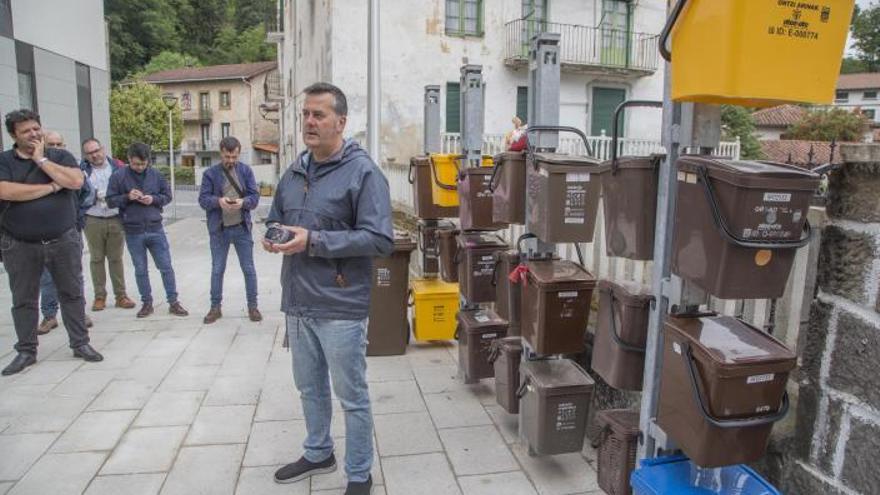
[367,0,381,164]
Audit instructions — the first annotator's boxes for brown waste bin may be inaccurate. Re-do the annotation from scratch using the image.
[457,308,508,383]
[591,280,654,391]
[520,359,595,455]
[458,166,507,231]
[417,220,454,276]
[437,228,460,283]
[671,156,819,299]
[657,314,796,467]
[527,153,602,243]
[457,232,508,304]
[367,233,417,356]
[409,156,458,219]
[600,155,661,260]
[520,259,596,355]
[490,336,523,414]
[493,250,522,337]
[491,151,527,225]
[596,409,640,495]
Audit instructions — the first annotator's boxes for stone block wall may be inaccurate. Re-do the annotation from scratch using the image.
[782,144,880,495]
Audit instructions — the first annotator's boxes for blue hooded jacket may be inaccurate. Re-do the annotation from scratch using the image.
[197,161,260,234]
[106,165,171,234]
[267,139,394,320]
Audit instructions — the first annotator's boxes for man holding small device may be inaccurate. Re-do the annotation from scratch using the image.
[198,136,261,324]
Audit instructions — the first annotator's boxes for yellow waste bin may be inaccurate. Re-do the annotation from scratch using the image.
[410,278,459,341]
[667,0,854,107]
[430,154,494,207]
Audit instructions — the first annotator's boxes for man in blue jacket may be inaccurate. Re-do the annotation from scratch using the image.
[198,136,261,324]
[263,83,393,495]
[106,142,188,319]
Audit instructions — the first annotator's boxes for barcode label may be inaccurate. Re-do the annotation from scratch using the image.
[558,291,578,298]
[747,373,775,384]
[764,192,791,202]
[566,172,590,182]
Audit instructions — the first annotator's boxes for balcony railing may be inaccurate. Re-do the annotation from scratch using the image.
[264,71,283,101]
[182,108,213,123]
[183,139,218,153]
[504,19,660,75]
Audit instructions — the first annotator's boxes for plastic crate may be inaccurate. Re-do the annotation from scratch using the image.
[631,455,780,495]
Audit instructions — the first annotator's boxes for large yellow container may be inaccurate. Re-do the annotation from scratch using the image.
[429,154,494,207]
[670,0,854,107]
[410,278,459,341]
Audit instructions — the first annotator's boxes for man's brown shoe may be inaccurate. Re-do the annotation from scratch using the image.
[37,317,58,335]
[248,308,263,322]
[203,306,222,324]
[169,302,189,317]
[92,298,106,311]
[115,296,136,309]
[136,303,154,318]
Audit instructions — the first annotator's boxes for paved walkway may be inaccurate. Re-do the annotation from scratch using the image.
[0,217,600,495]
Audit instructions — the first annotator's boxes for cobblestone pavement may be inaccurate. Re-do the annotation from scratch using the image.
[0,216,600,495]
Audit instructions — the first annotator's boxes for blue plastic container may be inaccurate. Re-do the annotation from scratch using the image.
[631,455,780,495]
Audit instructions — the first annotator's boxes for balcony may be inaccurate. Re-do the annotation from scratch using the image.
[264,71,283,102]
[265,15,283,43]
[183,139,218,153]
[182,108,213,123]
[503,19,660,77]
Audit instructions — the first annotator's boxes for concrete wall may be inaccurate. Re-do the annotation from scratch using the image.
[0,36,18,148]
[33,48,81,159]
[10,0,108,72]
[780,144,880,494]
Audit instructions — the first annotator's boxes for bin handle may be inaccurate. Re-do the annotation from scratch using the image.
[659,0,689,62]
[602,288,647,354]
[525,125,596,159]
[406,289,414,308]
[407,160,416,185]
[430,154,459,191]
[516,376,531,398]
[610,101,663,174]
[487,338,503,364]
[489,156,504,192]
[696,165,813,249]
[681,342,790,429]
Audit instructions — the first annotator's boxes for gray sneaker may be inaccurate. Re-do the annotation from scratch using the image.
[274,454,337,484]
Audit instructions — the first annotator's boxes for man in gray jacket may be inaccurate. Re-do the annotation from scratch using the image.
[263,82,393,495]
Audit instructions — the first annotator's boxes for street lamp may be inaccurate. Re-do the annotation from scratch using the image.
[162,94,179,219]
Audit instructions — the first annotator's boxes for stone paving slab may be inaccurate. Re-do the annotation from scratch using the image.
[0,217,599,494]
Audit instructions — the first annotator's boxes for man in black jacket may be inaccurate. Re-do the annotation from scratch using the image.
[0,109,103,376]
[106,143,188,318]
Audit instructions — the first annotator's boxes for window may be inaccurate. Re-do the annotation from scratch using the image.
[835,90,849,102]
[516,86,529,124]
[199,92,210,109]
[219,91,231,108]
[201,157,212,168]
[864,91,878,100]
[260,152,273,165]
[863,109,876,120]
[445,0,482,36]
[0,0,12,38]
[591,87,626,136]
[520,0,548,53]
[200,124,211,148]
[601,0,632,67]
[445,82,461,133]
[221,123,231,138]
[15,41,36,111]
[75,63,94,142]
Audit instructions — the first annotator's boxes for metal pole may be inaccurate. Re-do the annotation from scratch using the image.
[168,109,176,219]
[367,0,381,164]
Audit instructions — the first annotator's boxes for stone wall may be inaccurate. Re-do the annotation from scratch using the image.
[782,144,880,495]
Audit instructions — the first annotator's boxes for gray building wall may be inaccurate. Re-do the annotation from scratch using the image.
[33,48,80,158]
[0,36,18,149]
[90,66,112,153]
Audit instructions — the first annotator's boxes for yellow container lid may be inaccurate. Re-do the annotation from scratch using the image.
[411,278,459,297]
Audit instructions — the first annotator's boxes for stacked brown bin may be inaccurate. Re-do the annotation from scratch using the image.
[367,233,416,356]
[457,308,508,383]
[671,156,819,299]
[493,250,522,337]
[520,359,595,455]
[491,151,527,225]
[591,280,653,391]
[600,155,662,260]
[490,337,523,414]
[437,228,460,283]
[657,314,796,467]
[520,259,596,355]
[527,153,603,243]
[458,166,507,231]
[416,219,453,276]
[596,409,640,495]
[456,232,507,303]
[409,156,459,219]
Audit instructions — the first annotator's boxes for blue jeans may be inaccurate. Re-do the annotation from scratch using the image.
[40,268,59,319]
[125,230,178,305]
[209,224,258,308]
[286,316,372,483]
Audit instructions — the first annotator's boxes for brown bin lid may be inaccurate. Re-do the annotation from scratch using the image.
[494,151,527,162]
[678,156,820,190]
[596,409,640,438]
[411,155,430,167]
[457,232,508,249]
[458,308,508,332]
[665,315,797,378]
[598,279,653,307]
[392,230,416,253]
[534,153,601,166]
[497,336,523,352]
[600,154,664,171]
[522,359,594,397]
[526,260,596,290]
[437,228,460,239]
[460,166,494,177]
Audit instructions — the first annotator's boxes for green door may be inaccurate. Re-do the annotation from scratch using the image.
[601,0,631,67]
[446,82,461,133]
[591,87,626,137]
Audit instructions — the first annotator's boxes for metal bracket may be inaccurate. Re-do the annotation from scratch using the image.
[661,275,709,314]
[424,85,441,154]
[460,64,484,166]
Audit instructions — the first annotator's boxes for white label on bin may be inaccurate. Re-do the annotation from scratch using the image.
[376,268,392,287]
[558,291,579,299]
[566,172,590,183]
[756,405,772,413]
[481,333,499,340]
[474,314,491,323]
[686,173,698,184]
[564,217,585,224]
[677,171,687,182]
[555,402,578,432]
[673,342,682,355]
[747,373,775,384]
[539,168,549,177]
[764,192,791,203]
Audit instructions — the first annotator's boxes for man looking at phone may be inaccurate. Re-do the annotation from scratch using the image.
[263,82,393,495]
[198,136,261,324]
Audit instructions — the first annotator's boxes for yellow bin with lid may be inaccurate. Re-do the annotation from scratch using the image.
[429,154,494,207]
[668,0,855,107]
[410,278,459,341]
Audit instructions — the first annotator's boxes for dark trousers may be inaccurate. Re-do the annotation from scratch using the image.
[1,228,90,355]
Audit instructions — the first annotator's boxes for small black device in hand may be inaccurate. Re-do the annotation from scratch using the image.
[265,222,294,244]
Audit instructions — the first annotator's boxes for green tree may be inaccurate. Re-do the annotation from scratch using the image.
[784,107,870,142]
[110,82,183,160]
[721,105,763,159]
[106,0,182,81]
[850,4,880,71]
[139,51,202,76]
[207,24,276,65]
[840,57,870,74]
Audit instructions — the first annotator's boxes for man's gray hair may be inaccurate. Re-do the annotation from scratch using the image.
[303,82,348,117]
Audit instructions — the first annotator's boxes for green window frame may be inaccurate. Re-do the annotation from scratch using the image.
[446,82,461,133]
[445,0,483,37]
[516,86,529,124]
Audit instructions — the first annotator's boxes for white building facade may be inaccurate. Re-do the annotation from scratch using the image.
[0,0,112,159]
[271,0,667,166]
